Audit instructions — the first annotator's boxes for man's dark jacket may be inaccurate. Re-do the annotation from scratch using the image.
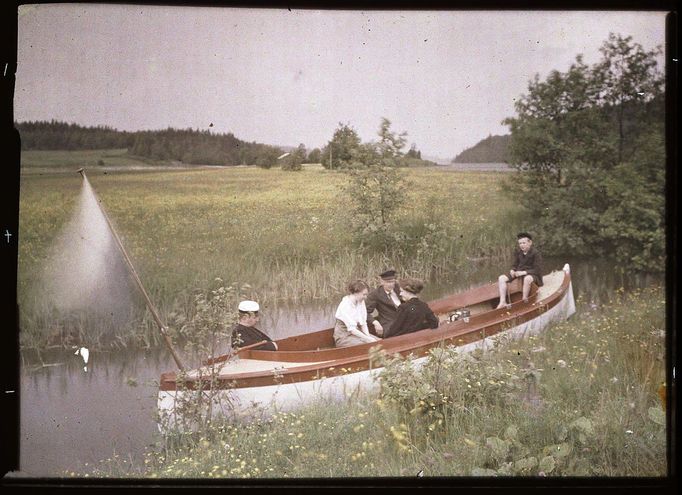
[366,285,402,336]
[231,323,277,351]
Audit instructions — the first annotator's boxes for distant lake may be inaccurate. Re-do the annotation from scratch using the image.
[436,163,513,172]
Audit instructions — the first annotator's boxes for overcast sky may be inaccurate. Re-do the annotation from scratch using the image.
[14,5,666,161]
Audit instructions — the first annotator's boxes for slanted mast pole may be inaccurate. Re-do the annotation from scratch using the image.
[77,168,186,372]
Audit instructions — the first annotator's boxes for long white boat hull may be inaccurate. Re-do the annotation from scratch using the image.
[158,267,575,430]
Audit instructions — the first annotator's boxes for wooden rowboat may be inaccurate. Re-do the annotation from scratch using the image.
[158,264,575,427]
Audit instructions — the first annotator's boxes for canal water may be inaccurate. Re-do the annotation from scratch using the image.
[14,257,662,477]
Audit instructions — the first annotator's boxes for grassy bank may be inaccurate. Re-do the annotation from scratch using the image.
[19,151,525,350]
[75,285,667,478]
[19,148,157,169]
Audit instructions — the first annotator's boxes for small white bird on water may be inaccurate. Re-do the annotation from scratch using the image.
[74,346,89,372]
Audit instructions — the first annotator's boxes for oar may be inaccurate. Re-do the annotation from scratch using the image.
[203,339,275,366]
[78,169,186,372]
[234,340,271,355]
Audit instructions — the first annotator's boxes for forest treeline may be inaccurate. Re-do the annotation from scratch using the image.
[17,121,134,150]
[16,119,437,170]
[451,134,511,163]
[16,121,285,167]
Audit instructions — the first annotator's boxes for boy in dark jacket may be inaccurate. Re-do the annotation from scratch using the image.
[496,232,543,309]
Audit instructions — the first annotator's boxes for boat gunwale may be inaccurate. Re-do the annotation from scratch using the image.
[247,283,535,362]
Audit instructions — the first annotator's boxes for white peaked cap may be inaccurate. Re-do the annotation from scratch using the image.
[238,300,260,312]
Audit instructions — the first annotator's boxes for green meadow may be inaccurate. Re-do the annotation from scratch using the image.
[20,148,166,169]
[18,150,524,350]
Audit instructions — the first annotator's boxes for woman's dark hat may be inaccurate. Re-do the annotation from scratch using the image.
[399,278,424,294]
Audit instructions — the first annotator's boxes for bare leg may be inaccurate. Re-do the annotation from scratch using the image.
[522,275,533,302]
[496,274,510,309]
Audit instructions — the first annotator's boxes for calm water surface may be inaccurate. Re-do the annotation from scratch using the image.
[437,163,513,172]
[15,257,662,476]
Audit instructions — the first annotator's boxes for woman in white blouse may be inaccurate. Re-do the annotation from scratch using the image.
[334,280,382,347]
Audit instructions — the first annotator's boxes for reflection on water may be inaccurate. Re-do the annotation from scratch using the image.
[425,256,662,310]
[438,163,513,172]
[261,301,336,340]
[560,258,662,306]
[17,257,663,477]
[19,349,172,477]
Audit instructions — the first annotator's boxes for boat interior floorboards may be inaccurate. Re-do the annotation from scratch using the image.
[217,358,333,375]
[537,270,564,299]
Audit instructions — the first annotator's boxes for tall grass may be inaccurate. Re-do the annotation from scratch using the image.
[75,285,667,478]
[19,159,525,349]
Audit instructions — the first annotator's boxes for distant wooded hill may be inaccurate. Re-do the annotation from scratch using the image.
[16,120,438,169]
[15,120,284,167]
[452,134,511,164]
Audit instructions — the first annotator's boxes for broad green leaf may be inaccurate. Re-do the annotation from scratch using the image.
[497,462,514,476]
[514,457,538,471]
[486,436,510,459]
[648,406,666,426]
[539,455,556,474]
[570,416,594,435]
[504,425,518,441]
[543,442,572,458]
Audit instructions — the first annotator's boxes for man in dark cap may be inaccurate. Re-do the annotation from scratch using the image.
[496,232,543,309]
[231,300,278,351]
[366,269,402,337]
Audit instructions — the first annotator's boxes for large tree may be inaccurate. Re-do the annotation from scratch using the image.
[322,123,362,170]
[342,119,409,251]
[281,143,306,171]
[377,117,407,164]
[503,34,664,271]
[593,34,664,163]
[307,148,322,164]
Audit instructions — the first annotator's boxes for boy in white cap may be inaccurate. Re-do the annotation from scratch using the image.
[230,300,278,351]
